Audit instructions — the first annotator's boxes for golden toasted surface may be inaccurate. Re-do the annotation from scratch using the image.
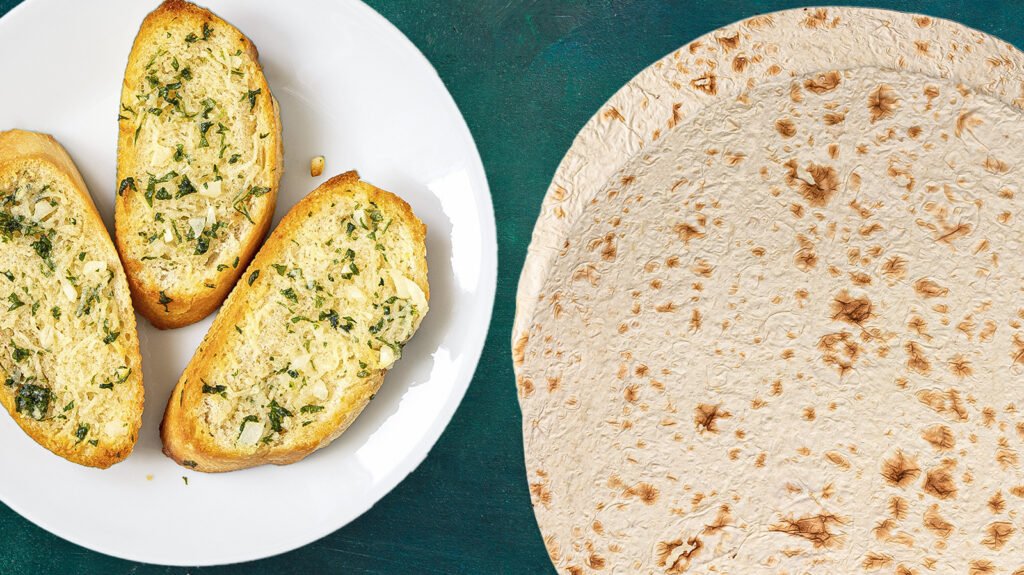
[115,0,282,329]
[0,130,143,468]
[161,171,428,472]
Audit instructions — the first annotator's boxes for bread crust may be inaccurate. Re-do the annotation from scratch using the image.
[0,130,144,468]
[161,171,428,472]
[114,0,283,329]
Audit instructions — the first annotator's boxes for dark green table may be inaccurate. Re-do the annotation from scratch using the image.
[1,1,1023,573]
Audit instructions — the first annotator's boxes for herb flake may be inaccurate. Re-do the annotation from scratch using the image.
[267,399,291,432]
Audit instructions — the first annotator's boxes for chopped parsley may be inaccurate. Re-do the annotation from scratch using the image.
[144,171,178,207]
[280,287,298,303]
[176,175,197,198]
[267,399,291,432]
[14,383,52,420]
[75,423,89,444]
[30,233,53,268]
[102,323,121,345]
[232,186,271,224]
[157,80,182,108]
[11,343,30,363]
[158,291,172,312]
[318,309,340,329]
[244,88,261,110]
[198,121,213,148]
[7,292,24,311]
[340,262,359,279]
[193,220,223,256]
[185,22,211,45]
[0,211,22,238]
[368,317,385,334]
[248,270,259,285]
[200,98,216,119]
[201,381,226,394]
[110,367,132,386]
[118,177,137,196]
[300,405,324,414]
[75,286,101,317]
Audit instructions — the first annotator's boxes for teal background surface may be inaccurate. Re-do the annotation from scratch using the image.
[1,1,1023,573]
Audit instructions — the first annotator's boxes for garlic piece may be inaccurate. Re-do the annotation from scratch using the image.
[82,260,107,275]
[33,200,55,221]
[290,353,312,372]
[379,345,397,368]
[60,277,77,302]
[188,216,206,239]
[388,269,428,311]
[309,379,328,401]
[200,179,222,197]
[238,419,264,446]
[310,156,325,177]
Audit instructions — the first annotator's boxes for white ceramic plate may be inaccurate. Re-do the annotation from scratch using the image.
[0,0,495,566]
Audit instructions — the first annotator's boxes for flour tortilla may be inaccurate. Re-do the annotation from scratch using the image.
[515,8,1024,574]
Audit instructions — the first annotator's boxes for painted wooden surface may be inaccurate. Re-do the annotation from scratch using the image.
[1,0,1023,572]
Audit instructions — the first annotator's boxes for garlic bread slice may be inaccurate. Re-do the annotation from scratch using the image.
[115,0,283,328]
[161,172,428,471]
[0,130,143,468]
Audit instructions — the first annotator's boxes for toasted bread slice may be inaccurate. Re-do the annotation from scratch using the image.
[0,130,143,468]
[115,0,283,329]
[161,172,428,471]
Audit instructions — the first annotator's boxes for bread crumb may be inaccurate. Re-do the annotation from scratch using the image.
[146,474,154,481]
[311,156,325,177]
